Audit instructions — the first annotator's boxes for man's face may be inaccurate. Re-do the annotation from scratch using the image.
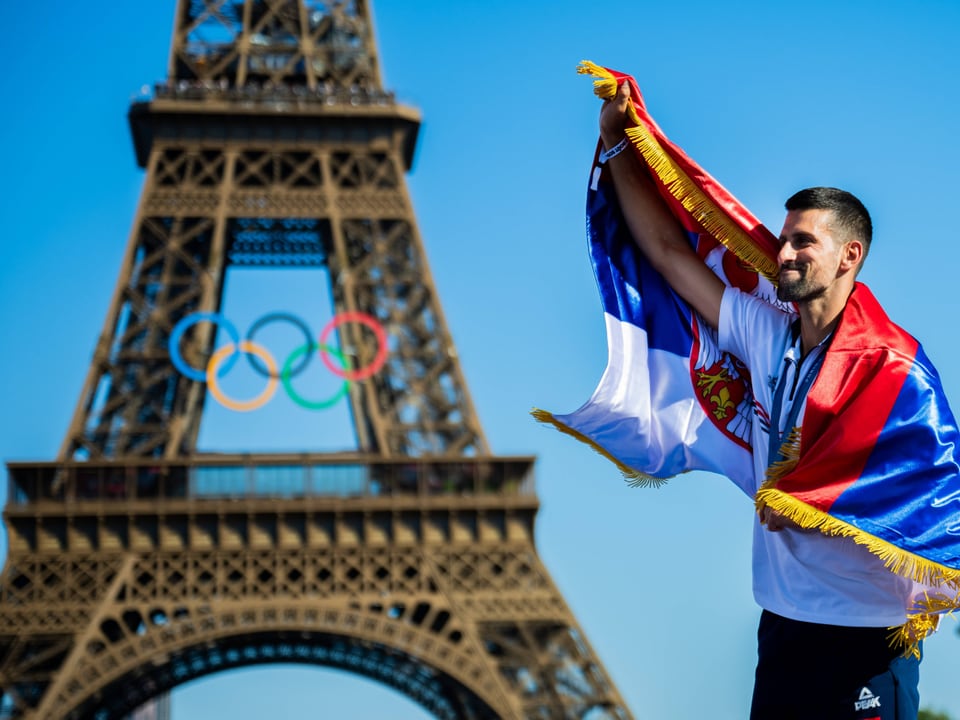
[776,208,845,303]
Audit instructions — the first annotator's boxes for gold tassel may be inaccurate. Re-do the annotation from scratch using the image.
[889,591,959,659]
[530,408,669,488]
[576,60,617,99]
[576,60,641,127]
[760,427,802,487]
[886,619,934,661]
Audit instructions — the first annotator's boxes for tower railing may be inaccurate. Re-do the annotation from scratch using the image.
[6,455,536,507]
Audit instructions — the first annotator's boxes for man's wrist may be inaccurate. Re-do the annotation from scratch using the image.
[599,136,629,164]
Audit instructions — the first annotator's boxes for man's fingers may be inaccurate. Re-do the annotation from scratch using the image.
[760,506,784,531]
[599,81,633,138]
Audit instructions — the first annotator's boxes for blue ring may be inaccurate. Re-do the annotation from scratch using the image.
[168,312,241,382]
[244,312,315,379]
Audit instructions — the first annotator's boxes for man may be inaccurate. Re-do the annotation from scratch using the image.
[599,79,922,719]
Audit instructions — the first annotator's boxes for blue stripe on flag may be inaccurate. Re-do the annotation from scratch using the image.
[833,346,960,564]
[588,174,694,357]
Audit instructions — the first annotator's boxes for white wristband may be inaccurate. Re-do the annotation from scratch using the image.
[599,137,629,164]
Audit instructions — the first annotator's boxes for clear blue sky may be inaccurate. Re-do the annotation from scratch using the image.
[2,1,960,718]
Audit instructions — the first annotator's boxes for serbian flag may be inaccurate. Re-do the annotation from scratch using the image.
[533,62,960,643]
[533,61,783,489]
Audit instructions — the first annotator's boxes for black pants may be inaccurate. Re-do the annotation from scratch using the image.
[750,610,919,720]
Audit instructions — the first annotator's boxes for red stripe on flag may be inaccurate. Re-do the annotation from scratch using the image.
[774,284,918,511]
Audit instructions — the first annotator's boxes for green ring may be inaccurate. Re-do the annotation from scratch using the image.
[281,342,351,410]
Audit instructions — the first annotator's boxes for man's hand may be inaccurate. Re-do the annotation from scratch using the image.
[760,506,803,532]
[600,81,634,149]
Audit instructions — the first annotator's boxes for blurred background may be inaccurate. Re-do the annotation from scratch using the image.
[2,1,959,718]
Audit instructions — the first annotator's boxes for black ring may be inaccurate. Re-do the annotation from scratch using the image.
[244,312,316,379]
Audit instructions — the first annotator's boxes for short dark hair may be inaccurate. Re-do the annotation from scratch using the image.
[784,187,873,251]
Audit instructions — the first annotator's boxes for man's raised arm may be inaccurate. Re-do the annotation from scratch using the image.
[599,81,725,330]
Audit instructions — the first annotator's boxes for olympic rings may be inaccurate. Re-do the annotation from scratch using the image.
[168,310,389,412]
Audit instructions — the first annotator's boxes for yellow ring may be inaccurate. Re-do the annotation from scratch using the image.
[206,340,278,412]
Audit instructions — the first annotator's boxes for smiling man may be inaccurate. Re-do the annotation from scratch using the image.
[596,79,937,719]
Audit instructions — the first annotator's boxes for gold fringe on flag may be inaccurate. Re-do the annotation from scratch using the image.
[624,124,778,282]
[530,408,668,488]
[755,484,960,588]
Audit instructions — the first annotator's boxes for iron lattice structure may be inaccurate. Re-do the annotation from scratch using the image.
[0,2,634,719]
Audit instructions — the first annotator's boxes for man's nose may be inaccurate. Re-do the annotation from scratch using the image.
[778,242,795,265]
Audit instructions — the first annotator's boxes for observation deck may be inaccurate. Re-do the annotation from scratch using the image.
[3,455,538,556]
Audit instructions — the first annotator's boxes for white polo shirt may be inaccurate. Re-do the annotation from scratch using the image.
[719,287,913,626]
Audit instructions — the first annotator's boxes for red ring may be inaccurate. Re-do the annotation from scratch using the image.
[318,311,388,381]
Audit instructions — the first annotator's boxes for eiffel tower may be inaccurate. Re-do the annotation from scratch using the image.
[0,2,633,718]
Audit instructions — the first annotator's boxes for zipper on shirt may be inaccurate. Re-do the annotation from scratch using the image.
[788,359,800,402]
[782,346,801,403]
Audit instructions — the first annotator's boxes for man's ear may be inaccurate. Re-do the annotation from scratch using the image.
[839,239,864,273]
